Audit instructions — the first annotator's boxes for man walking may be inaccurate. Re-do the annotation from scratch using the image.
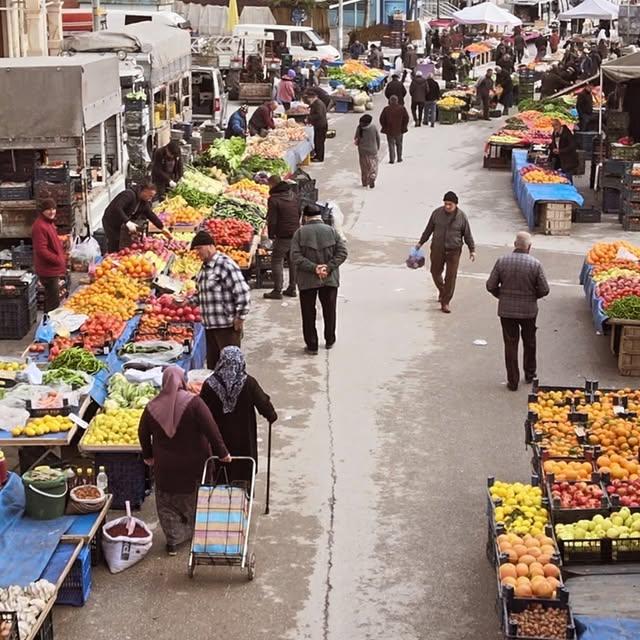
[486,232,550,391]
[291,205,348,354]
[384,74,407,105]
[305,91,328,163]
[264,175,300,300]
[379,95,409,164]
[190,231,251,368]
[415,191,475,314]
[423,73,441,127]
[409,70,428,127]
[514,31,526,64]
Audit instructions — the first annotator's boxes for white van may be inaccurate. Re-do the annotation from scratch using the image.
[192,66,228,127]
[234,25,341,62]
[106,10,190,31]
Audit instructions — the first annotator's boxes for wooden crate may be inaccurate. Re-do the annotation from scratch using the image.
[618,325,640,376]
[539,202,572,236]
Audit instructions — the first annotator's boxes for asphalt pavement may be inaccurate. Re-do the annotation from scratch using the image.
[46,93,640,639]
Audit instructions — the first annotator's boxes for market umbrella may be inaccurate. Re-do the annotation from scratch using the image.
[226,0,239,33]
[558,0,618,21]
[452,2,522,27]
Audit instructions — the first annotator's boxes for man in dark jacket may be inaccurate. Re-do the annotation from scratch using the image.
[476,69,494,120]
[496,67,514,116]
[264,176,301,300]
[102,181,165,253]
[409,70,428,126]
[151,141,184,199]
[402,44,417,82]
[349,39,365,59]
[385,74,407,105]
[305,92,328,162]
[423,73,441,127]
[442,54,457,84]
[248,100,277,136]
[514,33,526,64]
[549,119,579,182]
[415,191,475,314]
[32,198,67,312]
[225,104,249,138]
[291,204,348,354]
[379,95,409,163]
[576,83,596,131]
[486,232,549,391]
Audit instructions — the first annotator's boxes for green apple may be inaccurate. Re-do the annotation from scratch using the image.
[607,527,621,539]
[593,514,605,524]
[631,520,640,532]
[619,507,632,520]
[612,515,625,527]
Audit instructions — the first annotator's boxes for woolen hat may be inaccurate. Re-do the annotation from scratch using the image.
[443,191,459,204]
[191,230,215,248]
[359,114,373,126]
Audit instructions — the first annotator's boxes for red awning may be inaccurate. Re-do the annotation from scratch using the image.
[429,18,456,27]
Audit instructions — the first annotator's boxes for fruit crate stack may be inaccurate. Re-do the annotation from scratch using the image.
[538,202,572,236]
[0,271,38,340]
[620,166,640,231]
[518,70,536,101]
[33,163,76,232]
[605,110,629,143]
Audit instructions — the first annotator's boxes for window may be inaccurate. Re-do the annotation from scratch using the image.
[291,31,315,50]
[124,14,152,25]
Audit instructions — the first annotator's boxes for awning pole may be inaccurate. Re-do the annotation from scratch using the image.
[598,66,603,135]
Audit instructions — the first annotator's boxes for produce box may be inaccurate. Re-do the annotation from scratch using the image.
[539,203,572,236]
[610,144,640,162]
[56,544,91,606]
[503,598,576,640]
[545,475,610,525]
[34,180,73,205]
[94,452,150,510]
[572,207,601,223]
[0,296,37,340]
[0,182,32,201]
[11,243,33,270]
[438,109,458,125]
[35,162,69,183]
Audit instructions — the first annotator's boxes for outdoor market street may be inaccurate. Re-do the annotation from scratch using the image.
[52,96,640,640]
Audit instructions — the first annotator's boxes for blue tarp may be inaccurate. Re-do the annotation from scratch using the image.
[576,615,640,639]
[578,260,609,334]
[0,473,75,588]
[511,149,585,230]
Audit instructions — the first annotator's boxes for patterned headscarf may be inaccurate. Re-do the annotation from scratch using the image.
[207,346,248,414]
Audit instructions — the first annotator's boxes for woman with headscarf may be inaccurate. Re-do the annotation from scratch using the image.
[354,114,380,189]
[277,69,297,111]
[138,365,231,555]
[200,346,277,487]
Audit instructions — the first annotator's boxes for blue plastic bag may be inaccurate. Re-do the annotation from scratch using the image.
[406,247,425,270]
[34,316,55,343]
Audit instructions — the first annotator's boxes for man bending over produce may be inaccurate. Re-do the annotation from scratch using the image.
[189,231,251,368]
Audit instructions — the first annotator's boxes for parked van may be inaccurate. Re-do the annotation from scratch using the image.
[192,66,228,127]
[106,10,190,31]
[234,25,340,62]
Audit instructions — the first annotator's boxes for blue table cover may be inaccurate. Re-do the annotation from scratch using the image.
[511,149,585,230]
[576,615,640,639]
[578,260,609,334]
[283,129,315,174]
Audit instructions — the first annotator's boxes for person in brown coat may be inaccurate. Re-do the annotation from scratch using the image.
[409,71,429,126]
[139,366,231,555]
[305,92,328,162]
[379,95,410,164]
[415,191,475,314]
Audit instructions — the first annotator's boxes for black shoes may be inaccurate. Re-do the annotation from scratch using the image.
[263,290,282,300]
[507,383,518,392]
[525,375,535,384]
[304,347,318,355]
[369,181,375,189]
[166,544,177,556]
[283,287,297,297]
[325,342,335,350]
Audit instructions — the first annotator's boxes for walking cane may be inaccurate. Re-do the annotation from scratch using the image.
[264,420,273,515]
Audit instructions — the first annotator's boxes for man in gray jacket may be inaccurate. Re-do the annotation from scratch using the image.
[486,232,550,391]
[291,205,348,354]
[415,191,475,314]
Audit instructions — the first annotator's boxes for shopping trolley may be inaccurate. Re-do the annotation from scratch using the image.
[187,456,257,580]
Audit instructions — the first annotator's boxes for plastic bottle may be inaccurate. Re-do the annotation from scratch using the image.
[64,467,76,489]
[0,450,7,486]
[96,466,108,493]
[76,468,84,486]
[86,468,94,485]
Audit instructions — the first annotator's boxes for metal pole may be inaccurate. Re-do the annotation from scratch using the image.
[338,0,343,58]
[264,421,273,515]
[437,0,440,20]
[91,0,100,31]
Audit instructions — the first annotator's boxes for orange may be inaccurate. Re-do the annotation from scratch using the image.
[543,564,561,579]
[499,564,517,580]
[516,563,529,577]
[501,576,518,588]
[515,583,533,598]
[529,562,545,577]
[532,579,554,598]
[519,555,536,566]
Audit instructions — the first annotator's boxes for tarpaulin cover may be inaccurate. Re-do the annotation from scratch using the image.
[576,615,640,639]
[579,261,609,333]
[511,150,585,230]
[0,55,121,144]
[453,2,522,26]
[559,0,618,20]
[0,473,75,588]
[602,51,640,84]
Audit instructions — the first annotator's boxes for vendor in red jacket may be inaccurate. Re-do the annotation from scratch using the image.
[32,198,66,312]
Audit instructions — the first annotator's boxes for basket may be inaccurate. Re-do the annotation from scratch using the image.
[0,182,32,201]
[0,612,19,640]
[0,297,37,340]
[438,109,458,125]
[56,544,92,606]
[94,453,151,510]
[34,163,69,183]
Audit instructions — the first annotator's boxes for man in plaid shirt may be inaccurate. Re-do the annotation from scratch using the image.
[190,231,251,368]
[486,232,549,391]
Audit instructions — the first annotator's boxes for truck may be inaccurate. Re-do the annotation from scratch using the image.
[62,23,194,182]
[0,55,125,237]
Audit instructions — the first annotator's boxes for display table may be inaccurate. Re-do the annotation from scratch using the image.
[283,127,314,174]
[512,149,585,230]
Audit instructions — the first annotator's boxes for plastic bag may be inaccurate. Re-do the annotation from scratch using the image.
[406,247,426,269]
[70,237,101,271]
[34,320,55,344]
[102,502,153,574]
[616,247,640,262]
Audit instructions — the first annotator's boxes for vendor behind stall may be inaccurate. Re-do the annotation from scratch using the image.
[102,181,165,253]
[151,141,184,199]
[576,83,597,131]
[225,104,249,139]
[32,198,66,313]
[248,100,277,136]
[549,119,578,183]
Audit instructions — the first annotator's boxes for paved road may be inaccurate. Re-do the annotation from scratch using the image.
[54,97,639,640]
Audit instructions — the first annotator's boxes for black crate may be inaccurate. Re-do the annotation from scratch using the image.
[31,611,54,640]
[556,537,609,564]
[603,159,632,178]
[572,207,602,223]
[622,214,640,232]
[124,100,147,112]
[90,527,103,567]
[35,163,69,183]
[545,475,610,524]
[0,612,18,640]
[26,399,73,418]
[503,598,576,640]
[94,453,150,510]
[0,275,37,301]
[602,186,621,214]
[0,297,37,340]
[606,111,629,132]
[34,180,73,205]
[11,243,33,270]
[0,182,32,201]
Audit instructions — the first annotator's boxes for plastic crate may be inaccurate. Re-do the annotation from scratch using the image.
[438,109,458,125]
[94,453,150,510]
[33,611,54,640]
[0,298,37,340]
[334,99,352,113]
[572,207,601,223]
[34,180,73,205]
[124,100,147,112]
[56,544,91,606]
[90,528,103,567]
[545,476,610,525]
[34,163,69,183]
[0,182,32,201]
[610,144,640,161]
[603,159,632,177]
[0,612,18,640]
[503,598,576,640]
[11,244,33,270]
[606,111,630,132]
[602,186,621,214]
[0,274,37,302]
[622,214,640,232]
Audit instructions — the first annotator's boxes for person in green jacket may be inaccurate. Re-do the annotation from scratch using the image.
[290,205,348,355]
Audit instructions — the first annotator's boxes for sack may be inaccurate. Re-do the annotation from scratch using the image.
[406,247,425,269]
[102,502,153,574]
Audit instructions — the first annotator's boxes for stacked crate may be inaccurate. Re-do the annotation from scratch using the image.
[124,99,151,182]
[518,69,535,102]
[621,165,640,231]
[616,325,640,376]
[605,110,629,143]
[0,272,37,340]
[539,202,572,235]
[33,163,75,232]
